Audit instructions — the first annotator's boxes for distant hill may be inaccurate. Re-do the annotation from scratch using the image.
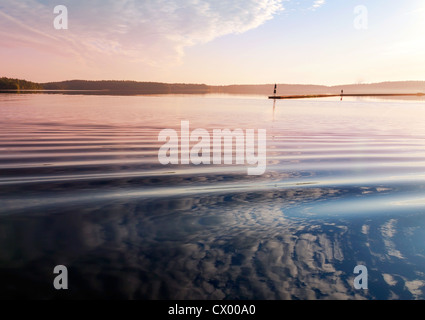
[43,80,210,94]
[0,77,43,90]
[1,77,425,95]
[43,80,425,95]
[210,82,425,95]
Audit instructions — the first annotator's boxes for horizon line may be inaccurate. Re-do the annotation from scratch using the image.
[3,76,425,88]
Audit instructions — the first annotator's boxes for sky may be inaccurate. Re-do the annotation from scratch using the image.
[1,0,425,85]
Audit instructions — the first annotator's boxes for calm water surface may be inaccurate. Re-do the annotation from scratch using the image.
[1,93,425,299]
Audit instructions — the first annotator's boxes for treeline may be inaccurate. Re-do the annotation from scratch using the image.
[45,80,425,95]
[0,77,43,90]
[210,84,330,95]
[210,82,425,95]
[43,80,210,94]
[1,77,425,95]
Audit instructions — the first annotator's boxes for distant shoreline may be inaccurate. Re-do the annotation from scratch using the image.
[2,77,425,96]
[1,90,425,100]
[0,89,212,96]
[0,89,106,92]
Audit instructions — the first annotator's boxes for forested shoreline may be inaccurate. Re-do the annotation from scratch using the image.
[1,77,424,95]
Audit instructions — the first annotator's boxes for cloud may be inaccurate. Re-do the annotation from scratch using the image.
[311,0,325,10]
[0,0,284,67]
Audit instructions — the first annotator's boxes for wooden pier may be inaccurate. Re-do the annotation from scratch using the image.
[269,93,425,99]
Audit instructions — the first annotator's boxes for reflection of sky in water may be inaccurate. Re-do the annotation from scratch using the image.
[1,94,425,299]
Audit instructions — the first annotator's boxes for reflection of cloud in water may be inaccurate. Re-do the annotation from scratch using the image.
[383,273,397,286]
[405,280,425,299]
[1,185,425,299]
[380,219,404,259]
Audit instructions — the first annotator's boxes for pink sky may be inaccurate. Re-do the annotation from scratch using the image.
[1,0,425,85]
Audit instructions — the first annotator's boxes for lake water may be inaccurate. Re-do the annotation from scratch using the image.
[1,93,425,299]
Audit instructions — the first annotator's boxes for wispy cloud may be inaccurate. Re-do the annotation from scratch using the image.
[0,0,284,67]
[311,0,325,10]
